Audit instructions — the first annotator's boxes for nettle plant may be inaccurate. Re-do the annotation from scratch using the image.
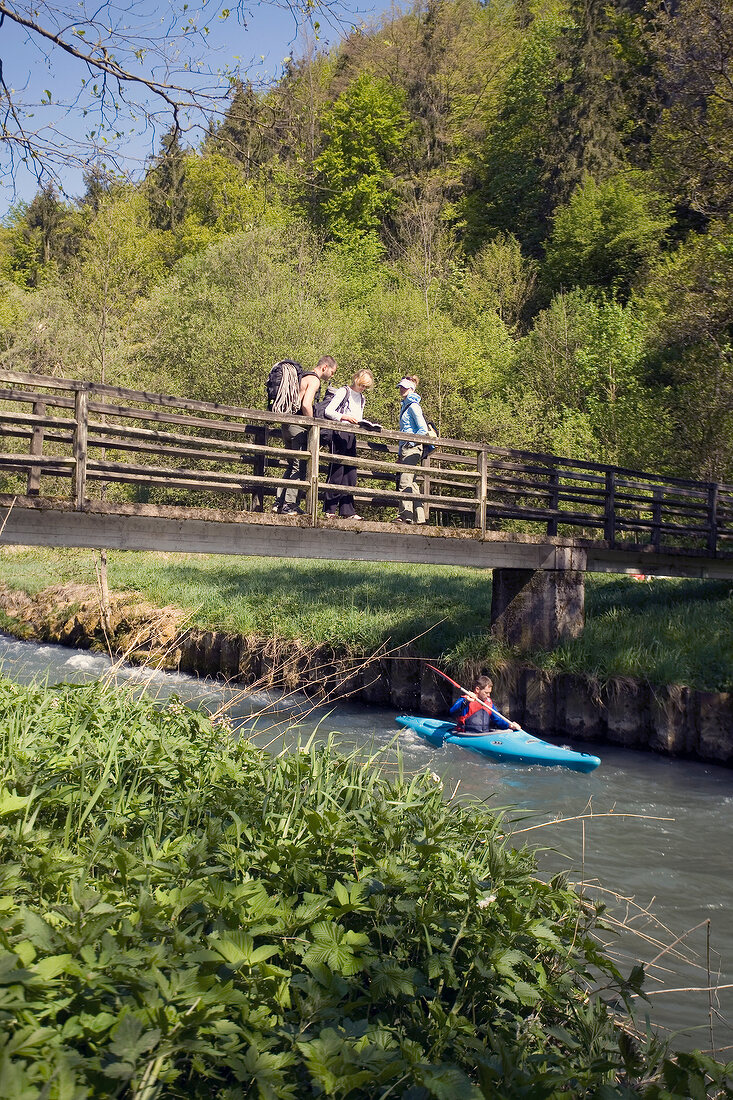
[0,678,729,1098]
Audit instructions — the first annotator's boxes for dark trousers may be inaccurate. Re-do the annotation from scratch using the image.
[324,430,357,516]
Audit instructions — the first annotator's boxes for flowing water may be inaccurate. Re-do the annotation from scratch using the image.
[1,633,731,1056]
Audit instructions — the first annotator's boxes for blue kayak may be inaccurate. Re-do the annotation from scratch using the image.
[395,715,601,773]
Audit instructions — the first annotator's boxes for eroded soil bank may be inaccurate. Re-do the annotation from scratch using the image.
[1,582,731,766]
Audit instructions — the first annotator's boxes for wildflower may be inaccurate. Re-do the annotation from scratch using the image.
[477,894,497,909]
[430,772,442,785]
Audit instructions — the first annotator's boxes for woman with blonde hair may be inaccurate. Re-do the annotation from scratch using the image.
[394,375,429,525]
[322,368,375,519]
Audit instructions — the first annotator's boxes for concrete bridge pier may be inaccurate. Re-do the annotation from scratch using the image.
[490,563,586,651]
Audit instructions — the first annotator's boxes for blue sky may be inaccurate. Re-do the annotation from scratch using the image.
[0,0,382,214]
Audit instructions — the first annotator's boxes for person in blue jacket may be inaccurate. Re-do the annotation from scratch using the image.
[450,675,522,735]
[394,375,429,525]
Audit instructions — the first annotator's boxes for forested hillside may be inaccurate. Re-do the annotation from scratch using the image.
[1,0,731,481]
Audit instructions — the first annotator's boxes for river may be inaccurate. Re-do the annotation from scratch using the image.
[1,632,731,1057]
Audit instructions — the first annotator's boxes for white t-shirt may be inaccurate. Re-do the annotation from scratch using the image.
[324,385,365,423]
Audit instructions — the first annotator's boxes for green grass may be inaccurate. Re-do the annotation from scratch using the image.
[447,574,733,692]
[1,547,732,690]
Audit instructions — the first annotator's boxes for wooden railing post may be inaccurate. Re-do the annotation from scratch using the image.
[652,487,662,551]
[708,482,719,554]
[547,468,559,536]
[307,422,320,525]
[476,448,488,535]
[604,470,616,544]
[72,388,88,510]
[422,454,432,524]
[27,398,46,496]
[252,425,267,512]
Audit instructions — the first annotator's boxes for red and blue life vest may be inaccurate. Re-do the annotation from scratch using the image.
[454,697,494,734]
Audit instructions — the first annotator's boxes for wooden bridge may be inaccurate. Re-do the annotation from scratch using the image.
[1,370,731,649]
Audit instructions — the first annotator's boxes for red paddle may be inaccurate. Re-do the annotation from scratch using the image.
[427,663,519,729]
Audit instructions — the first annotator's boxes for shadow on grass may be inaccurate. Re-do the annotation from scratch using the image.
[586,576,733,614]
[137,557,494,655]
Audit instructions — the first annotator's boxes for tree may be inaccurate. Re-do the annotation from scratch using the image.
[389,181,455,321]
[314,72,410,243]
[462,10,568,254]
[178,150,287,254]
[511,289,671,466]
[206,80,269,174]
[543,172,673,299]
[0,184,81,286]
[546,0,629,207]
[0,0,345,196]
[146,128,189,233]
[638,220,733,479]
[650,0,733,219]
[70,189,168,383]
[449,232,538,333]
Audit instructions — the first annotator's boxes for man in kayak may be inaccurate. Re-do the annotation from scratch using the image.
[450,675,522,736]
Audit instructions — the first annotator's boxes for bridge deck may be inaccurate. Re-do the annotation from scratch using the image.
[3,496,732,580]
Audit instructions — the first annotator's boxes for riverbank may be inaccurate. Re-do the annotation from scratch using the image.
[1,567,731,766]
[2,546,733,687]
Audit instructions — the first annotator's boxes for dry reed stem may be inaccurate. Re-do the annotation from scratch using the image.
[0,496,16,538]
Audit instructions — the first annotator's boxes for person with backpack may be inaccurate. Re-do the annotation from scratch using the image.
[394,375,430,525]
[322,368,375,519]
[269,355,338,515]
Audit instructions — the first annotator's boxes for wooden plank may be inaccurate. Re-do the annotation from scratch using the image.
[547,470,559,536]
[0,453,75,469]
[0,388,76,412]
[0,411,74,431]
[86,432,311,466]
[0,371,81,393]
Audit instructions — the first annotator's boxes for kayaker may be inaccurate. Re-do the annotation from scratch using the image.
[450,675,522,736]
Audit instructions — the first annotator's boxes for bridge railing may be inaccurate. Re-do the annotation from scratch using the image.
[0,370,731,558]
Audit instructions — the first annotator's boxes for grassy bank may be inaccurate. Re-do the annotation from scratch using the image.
[1,674,729,1098]
[1,546,732,690]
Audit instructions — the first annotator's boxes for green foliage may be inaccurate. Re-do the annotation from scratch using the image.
[543,174,673,299]
[511,290,672,467]
[0,189,82,289]
[448,233,539,332]
[649,0,733,219]
[314,72,410,242]
[2,676,728,1097]
[178,153,287,254]
[147,128,189,233]
[462,9,569,253]
[637,220,733,480]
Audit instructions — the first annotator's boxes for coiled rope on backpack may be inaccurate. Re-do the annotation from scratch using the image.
[269,361,301,415]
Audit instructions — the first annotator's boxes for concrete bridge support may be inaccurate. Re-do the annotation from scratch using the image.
[490,567,586,651]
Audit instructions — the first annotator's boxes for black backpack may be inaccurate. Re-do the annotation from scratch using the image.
[266,359,305,414]
[313,384,341,418]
